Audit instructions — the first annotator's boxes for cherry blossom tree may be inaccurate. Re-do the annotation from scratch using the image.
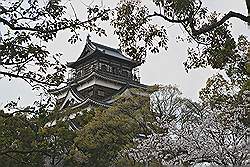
[126,85,249,167]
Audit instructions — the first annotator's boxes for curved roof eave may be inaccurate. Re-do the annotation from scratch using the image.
[59,87,85,110]
[49,84,69,94]
[72,98,110,109]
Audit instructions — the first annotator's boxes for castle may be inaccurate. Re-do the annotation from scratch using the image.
[50,36,146,111]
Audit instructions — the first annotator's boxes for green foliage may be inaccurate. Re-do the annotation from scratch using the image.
[112,0,249,75]
[112,0,249,131]
[74,92,151,167]
[1,1,249,166]
[111,1,249,133]
[0,112,44,166]
[200,73,249,127]
[200,74,241,108]
[0,0,109,88]
[0,87,155,166]
[112,0,168,62]
[0,1,111,163]
[0,103,82,166]
[198,35,249,127]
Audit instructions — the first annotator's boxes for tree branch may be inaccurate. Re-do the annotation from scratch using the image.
[0,71,60,86]
[147,12,189,23]
[147,11,250,36]
[191,11,250,36]
[0,5,8,15]
[0,9,110,33]
[0,17,70,33]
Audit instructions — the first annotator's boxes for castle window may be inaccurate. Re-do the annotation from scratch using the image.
[101,63,107,71]
[88,91,93,96]
[112,66,118,74]
[76,70,82,78]
[97,90,104,96]
[122,70,128,77]
[81,69,85,76]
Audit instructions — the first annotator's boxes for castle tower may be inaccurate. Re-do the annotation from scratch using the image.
[51,37,146,110]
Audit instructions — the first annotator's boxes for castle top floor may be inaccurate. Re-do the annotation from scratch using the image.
[66,36,142,84]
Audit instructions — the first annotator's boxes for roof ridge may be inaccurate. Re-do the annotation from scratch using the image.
[91,41,121,53]
[67,39,141,69]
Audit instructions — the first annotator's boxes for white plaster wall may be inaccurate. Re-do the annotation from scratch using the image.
[76,78,123,91]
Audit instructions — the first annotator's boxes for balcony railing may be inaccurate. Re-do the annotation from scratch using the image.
[67,65,141,83]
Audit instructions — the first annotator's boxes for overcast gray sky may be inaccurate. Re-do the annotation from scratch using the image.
[0,0,249,108]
